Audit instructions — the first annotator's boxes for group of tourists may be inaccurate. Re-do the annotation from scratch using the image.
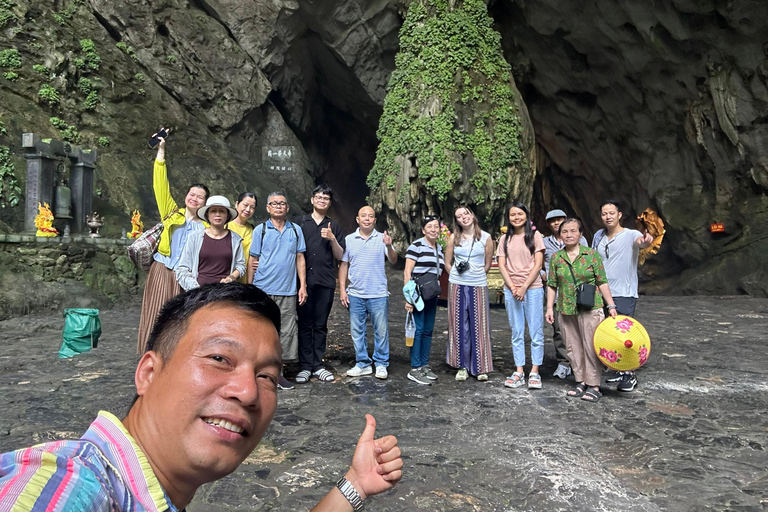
[137,136,653,402]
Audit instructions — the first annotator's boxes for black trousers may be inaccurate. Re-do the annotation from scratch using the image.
[297,285,335,371]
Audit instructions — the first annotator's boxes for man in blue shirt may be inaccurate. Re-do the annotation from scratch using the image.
[247,192,307,390]
[339,206,398,379]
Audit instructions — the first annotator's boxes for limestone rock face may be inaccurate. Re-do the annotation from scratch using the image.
[491,0,768,294]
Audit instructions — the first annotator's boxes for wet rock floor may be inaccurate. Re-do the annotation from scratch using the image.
[1,287,767,511]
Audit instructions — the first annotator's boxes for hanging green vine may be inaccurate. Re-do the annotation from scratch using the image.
[368,0,524,203]
[0,146,21,208]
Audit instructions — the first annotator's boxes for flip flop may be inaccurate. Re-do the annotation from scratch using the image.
[581,388,602,403]
[312,368,335,382]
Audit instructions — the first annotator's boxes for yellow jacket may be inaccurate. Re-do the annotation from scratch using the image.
[154,159,206,257]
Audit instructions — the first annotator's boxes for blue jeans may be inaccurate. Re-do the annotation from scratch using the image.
[504,287,544,367]
[348,295,389,368]
[411,296,438,368]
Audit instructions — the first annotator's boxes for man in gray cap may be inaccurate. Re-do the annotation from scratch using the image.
[541,209,587,380]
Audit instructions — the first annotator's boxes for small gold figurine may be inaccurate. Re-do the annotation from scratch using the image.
[35,202,59,237]
[127,210,144,239]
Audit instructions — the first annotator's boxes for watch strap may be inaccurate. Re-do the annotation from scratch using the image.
[336,476,364,511]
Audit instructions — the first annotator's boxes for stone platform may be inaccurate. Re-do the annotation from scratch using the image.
[0,290,766,511]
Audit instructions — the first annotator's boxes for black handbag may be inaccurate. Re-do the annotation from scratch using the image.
[566,261,596,310]
[413,246,442,301]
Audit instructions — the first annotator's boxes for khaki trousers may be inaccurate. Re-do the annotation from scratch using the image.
[559,308,605,387]
[270,295,298,361]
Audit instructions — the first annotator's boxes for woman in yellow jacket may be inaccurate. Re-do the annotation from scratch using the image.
[227,192,257,282]
[136,132,209,354]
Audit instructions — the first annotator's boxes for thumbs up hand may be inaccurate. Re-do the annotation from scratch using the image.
[320,221,334,241]
[344,415,402,500]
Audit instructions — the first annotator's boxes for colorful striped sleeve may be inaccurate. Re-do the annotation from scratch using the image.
[0,443,108,512]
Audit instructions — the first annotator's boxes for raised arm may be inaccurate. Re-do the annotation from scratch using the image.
[311,415,402,512]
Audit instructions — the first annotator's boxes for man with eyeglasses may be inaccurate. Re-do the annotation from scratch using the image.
[247,191,307,390]
[592,199,653,392]
[293,185,346,384]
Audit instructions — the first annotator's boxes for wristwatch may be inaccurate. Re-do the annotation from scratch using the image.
[607,304,617,310]
[336,477,365,511]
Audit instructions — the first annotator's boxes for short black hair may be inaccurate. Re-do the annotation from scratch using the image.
[189,183,211,201]
[559,217,584,235]
[145,283,281,362]
[600,199,622,212]
[312,184,333,199]
[237,191,257,206]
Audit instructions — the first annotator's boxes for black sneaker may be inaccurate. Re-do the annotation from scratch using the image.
[617,372,637,392]
[277,375,295,390]
[605,370,623,382]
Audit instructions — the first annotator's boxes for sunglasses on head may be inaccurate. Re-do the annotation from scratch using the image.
[423,215,440,224]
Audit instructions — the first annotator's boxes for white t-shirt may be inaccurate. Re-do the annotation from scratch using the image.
[449,231,491,287]
[593,228,642,298]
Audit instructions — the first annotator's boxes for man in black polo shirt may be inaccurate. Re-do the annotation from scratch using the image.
[294,184,346,383]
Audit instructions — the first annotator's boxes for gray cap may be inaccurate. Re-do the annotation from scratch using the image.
[545,209,567,220]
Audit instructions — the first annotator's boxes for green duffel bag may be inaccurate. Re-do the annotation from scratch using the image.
[58,308,102,359]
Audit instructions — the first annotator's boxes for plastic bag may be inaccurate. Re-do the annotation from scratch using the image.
[58,308,102,359]
[405,311,415,347]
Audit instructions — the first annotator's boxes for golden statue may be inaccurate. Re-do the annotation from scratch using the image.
[636,207,666,264]
[127,210,144,239]
[35,202,59,237]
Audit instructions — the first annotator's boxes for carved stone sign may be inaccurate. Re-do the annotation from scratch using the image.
[262,146,295,172]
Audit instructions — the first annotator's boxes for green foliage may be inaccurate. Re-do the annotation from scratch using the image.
[73,57,85,69]
[82,91,99,110]
[0,0,17,28]
[49,117,79,143]
[368,0,524,203]
[137,88,146,96]
[79,39,100,71]
[0,48,21,68]
[38,84,59,105]
[52,0,84,26]
[2,71,18,81]
[166,55,177,64]
[116,42,137,60]
[0,146,22,208]
[134,73,145,83]
[33,64,49,75]
[0,119,6,135]
[78,76,92,94]
[97,136,110,147]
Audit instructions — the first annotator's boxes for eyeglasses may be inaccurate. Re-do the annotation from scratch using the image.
[313,195,331,203]
[268,201,288,207]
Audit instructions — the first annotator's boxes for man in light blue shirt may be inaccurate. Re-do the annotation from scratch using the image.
[339,206,398,379]
[248,192,307,389]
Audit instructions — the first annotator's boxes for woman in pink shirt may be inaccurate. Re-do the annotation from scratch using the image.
[497,202,546,390]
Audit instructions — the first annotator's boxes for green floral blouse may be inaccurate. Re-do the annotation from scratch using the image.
[546,245,608,315]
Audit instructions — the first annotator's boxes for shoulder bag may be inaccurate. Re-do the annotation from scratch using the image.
[413,245,442,301]
[565,258,596,310]
[127,208,179,271]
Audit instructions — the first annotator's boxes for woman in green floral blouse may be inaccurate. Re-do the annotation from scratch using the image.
[545,218,617,402]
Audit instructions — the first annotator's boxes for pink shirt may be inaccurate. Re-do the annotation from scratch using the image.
[496,231,545,288]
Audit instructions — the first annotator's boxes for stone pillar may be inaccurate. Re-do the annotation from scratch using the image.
[68,148,98,234]
[21,134,66,233]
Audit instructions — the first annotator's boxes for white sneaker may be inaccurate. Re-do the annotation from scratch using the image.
[375,365,388,379]
[346,365,372,377]
[553,364,572,380]
[455,368,468,381]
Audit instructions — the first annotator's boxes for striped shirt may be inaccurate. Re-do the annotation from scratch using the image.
[342,228,389,298]
[405,238,444,278]
[0,411,177,512]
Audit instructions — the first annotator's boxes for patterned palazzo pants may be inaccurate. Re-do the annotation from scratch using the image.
[446,283,493,376]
